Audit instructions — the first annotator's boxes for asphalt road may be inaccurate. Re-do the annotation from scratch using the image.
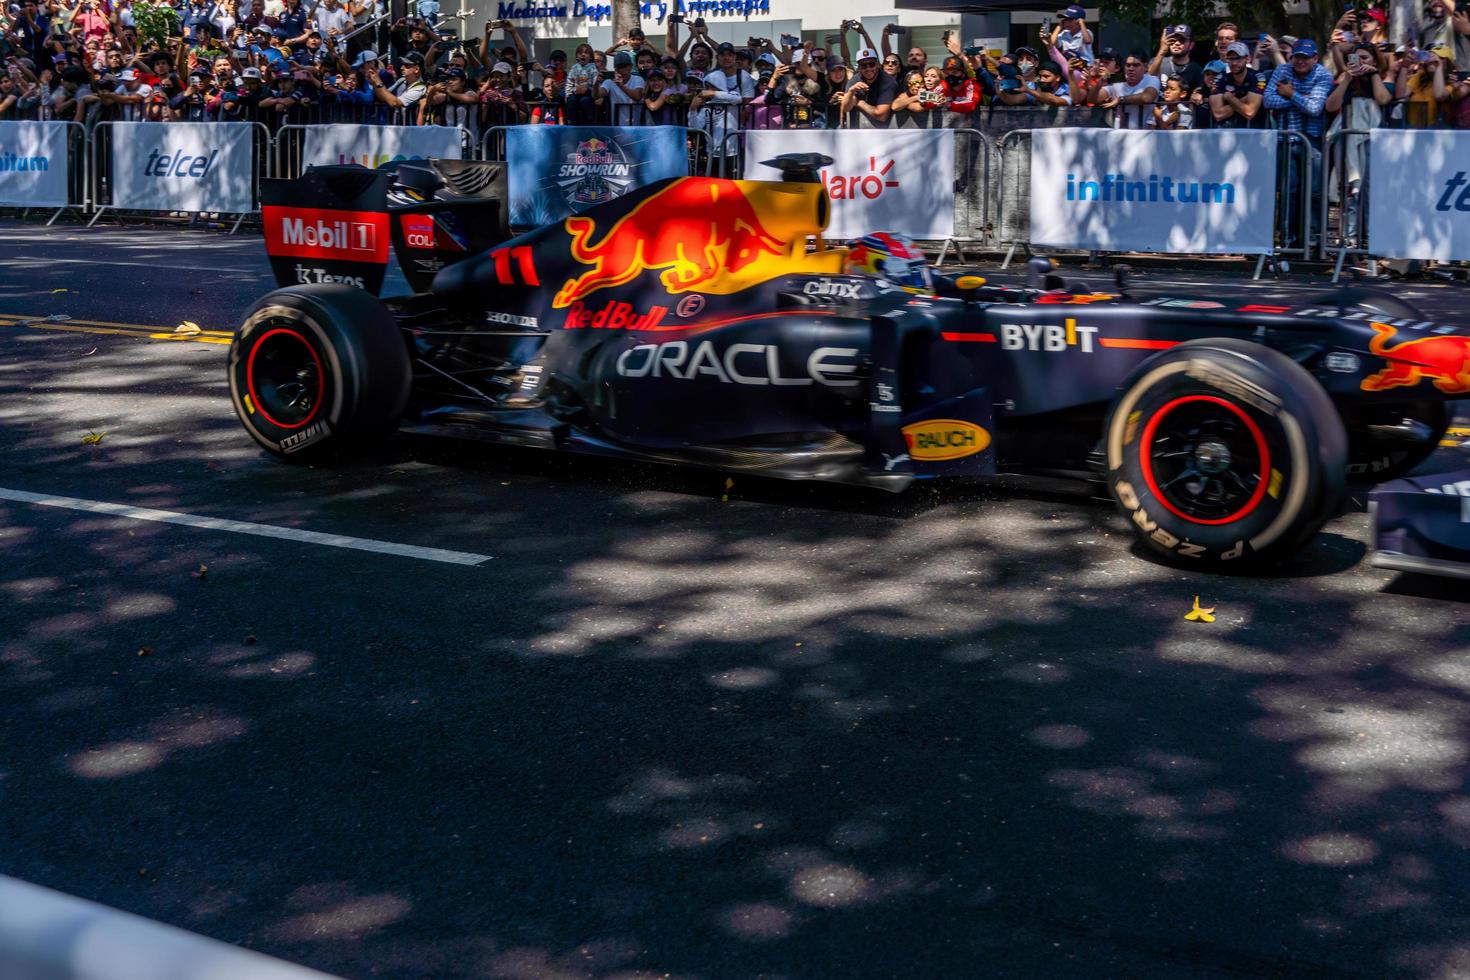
[2,219,1470,980]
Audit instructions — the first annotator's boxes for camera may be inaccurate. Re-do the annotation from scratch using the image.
[667,12,683,23]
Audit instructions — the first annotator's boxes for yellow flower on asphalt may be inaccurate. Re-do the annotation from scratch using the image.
[1185,596,1216,623]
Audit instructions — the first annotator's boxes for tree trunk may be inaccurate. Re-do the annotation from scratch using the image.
[612,0,642,45]
[1390,0,1418,46]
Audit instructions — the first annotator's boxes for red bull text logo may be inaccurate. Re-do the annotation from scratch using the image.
[1362,322,1470,394]
[563,300,669,331]
[553,179,786,309]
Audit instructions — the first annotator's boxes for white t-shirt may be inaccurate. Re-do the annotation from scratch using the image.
[1055,29,1093,62]
[1105,74,1161,129]
[599,73,645,106]
[1146,98,1194,129]
[113,82,153,120]
[313,5,352,38]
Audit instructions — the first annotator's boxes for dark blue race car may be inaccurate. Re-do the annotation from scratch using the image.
[228,154,1470,573]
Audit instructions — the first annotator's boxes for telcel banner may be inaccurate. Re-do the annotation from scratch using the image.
[1369,131,1470,261]
[110,122,255,214]
[744,129,955,240]
[1029,129,1275,255]
[300,125,465,170]
[0,121,70,207]
[505,125,690,227]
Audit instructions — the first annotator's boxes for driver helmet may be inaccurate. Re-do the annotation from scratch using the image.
[845,233,933,292]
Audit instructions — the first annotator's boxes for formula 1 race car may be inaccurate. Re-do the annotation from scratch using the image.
[229,154,1470,568]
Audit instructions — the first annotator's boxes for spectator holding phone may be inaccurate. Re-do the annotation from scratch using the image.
[1051,5,1093,63]
[1436,60,1470,126]
[841,45,896,128]
[1393,44,1453,127]
[1150,24,1203,94]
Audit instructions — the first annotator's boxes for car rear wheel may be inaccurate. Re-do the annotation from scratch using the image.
[1104,339,1347,567]
[228,285,411,461]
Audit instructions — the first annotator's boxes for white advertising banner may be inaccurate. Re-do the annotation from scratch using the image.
[1029,129,1276,255]
[109,122,255,214]
[0,120,71,207]
[743,129,955,240]
[1369,130,1470,261]
[299,125,465,169]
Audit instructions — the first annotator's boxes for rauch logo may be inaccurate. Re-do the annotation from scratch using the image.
[1065,173,1236,205]
[0,151,49,172]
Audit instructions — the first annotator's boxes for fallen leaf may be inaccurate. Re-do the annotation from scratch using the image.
[174,321,201,335]
[137,647,153,657]
[190,564,208,580]
[52,287,68,294]
[720,476,734,503]
[1184,596,1216,624]
[81,430,106,446]
[81,347,97,356]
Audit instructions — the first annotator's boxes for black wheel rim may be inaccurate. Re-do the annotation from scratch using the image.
[1141,395,1271,526]
[245,323,324,430]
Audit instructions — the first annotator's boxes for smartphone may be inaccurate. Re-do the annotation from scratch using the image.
[780,33,799,47]
[1259,33,1269,44]
[964,45,981,55]
[1341,30,1355,42]
[1041,16,1052,32]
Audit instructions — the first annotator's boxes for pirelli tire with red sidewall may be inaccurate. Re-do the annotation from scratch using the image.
[228,285,411,461]
[1104,339,1348,566]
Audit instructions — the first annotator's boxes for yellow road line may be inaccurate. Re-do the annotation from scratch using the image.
[0,314,233,345]
[1448,427,1470,437]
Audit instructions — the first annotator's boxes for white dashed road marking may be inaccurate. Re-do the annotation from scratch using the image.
[0,488,492,566]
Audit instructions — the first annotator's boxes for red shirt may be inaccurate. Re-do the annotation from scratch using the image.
[942,76,982,113]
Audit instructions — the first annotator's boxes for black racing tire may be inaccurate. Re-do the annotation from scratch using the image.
[1103,338,1348,567]
[228,285,411,462]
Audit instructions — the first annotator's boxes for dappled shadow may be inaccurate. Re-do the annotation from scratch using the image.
[2,297,1470,978]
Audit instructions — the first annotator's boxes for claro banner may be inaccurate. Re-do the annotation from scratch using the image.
[0,120,70,207]
[744,129,955,240]
[299,125,465,170]
[109,122,255,214]
[1029,129,1275,255]
[505,125,689,227]
[1369,131,1470,261]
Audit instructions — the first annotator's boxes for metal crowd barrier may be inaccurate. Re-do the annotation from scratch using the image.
[86,120,271,232]
[273,122,474,181]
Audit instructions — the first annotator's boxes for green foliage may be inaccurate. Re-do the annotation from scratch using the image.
[131,2,180,51]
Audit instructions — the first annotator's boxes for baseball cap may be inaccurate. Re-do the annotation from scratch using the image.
[1098,47,1121,62]
[1430,44,1455,58]
[272,25,290,39]
[1014,45,1038,58]
[250,24,269,35]
[550,49,567,60]
[491,60,513,73]
[241,66,261,78]
[1204,59,1226,73]
[1225,41,1250,58]
[1165,24,1192,39]
[827,56,846,68]
[855,46,879,63]
[1058,4,1085,19]
[715,41,735,54]
[1291,38,1318,57]
[441,66,466,79]
[755,52,776,66]
[998,78,1021,91]
[401,51,425,66]
[942,54,965,70]
[613,51,632,67]
[1280,35,1299,47]
[273,66,292,78]
[351,48,378,66]
[118,68,137,81]
[1364,8,1387,25]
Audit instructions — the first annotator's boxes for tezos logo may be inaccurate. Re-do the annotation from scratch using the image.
[294,264,364,288]
[821,156,900,201]
[902,419,991,461]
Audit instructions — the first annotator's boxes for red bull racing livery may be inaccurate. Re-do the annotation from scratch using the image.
[229,154,1470,571]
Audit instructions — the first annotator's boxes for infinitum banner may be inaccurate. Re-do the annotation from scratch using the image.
[1029,129,1276,255]
[0,120,70,208]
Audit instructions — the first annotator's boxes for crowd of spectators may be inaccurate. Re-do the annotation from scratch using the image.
[3,0,1469,138]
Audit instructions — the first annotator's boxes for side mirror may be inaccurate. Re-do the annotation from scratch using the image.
[952,275,988,303]
[1026,255,1057,290]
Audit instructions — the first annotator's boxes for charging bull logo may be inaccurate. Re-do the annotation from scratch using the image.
[553,179,786,309]
[1361,322,1470,394]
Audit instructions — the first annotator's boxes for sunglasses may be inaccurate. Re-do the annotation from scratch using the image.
[812,54,826,59]
[884,59,900,65]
